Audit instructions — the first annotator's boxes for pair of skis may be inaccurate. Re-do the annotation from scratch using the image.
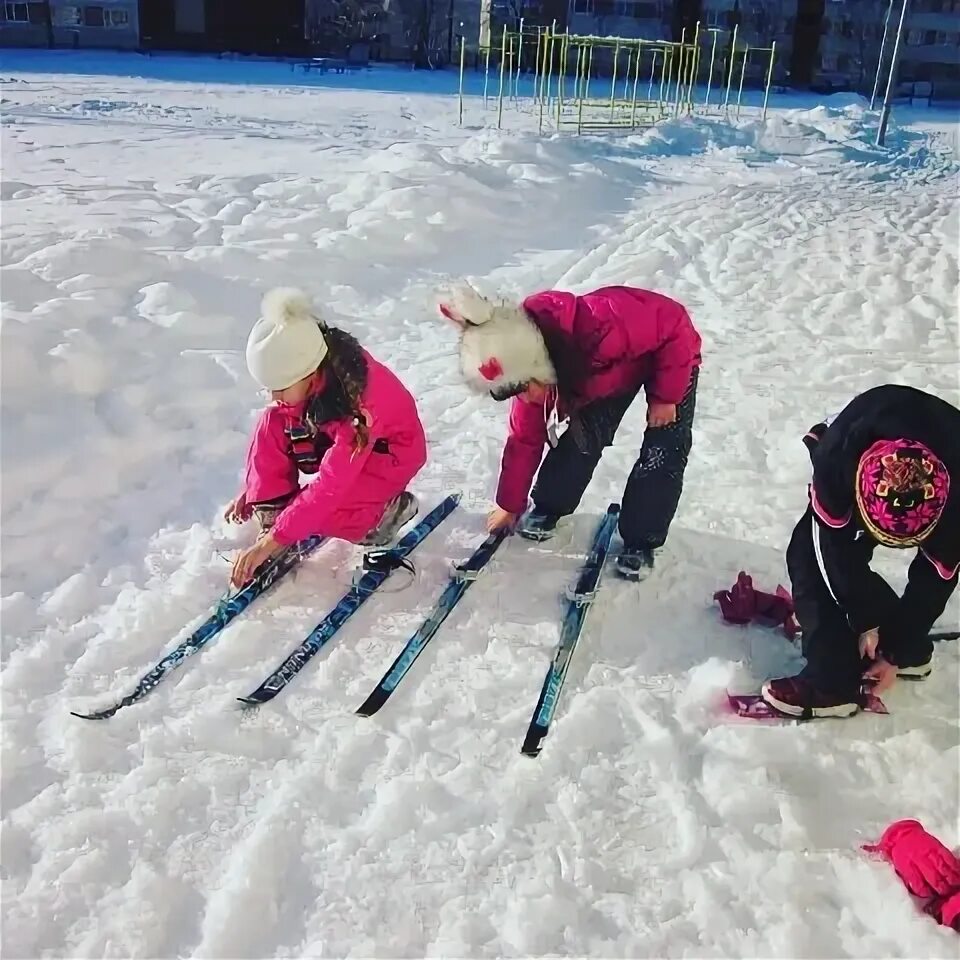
[73,494,511,719]
[73,493,464,720]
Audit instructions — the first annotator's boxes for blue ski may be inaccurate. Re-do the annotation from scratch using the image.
[238,493,461,706]
[71,535,327,720]
[520,503,620,757]
[356,530,507,717]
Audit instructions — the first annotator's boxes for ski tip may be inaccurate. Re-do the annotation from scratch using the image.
[521,725,548,756]
[70,709,114,721]
[236,696,264,708]
[356,689,389,717]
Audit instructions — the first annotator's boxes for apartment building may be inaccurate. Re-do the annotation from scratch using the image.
[1,0,138,47]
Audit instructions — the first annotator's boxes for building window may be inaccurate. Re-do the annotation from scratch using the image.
[821,17,830,35]
[54,4,80,24]
[907,29,924,44]
[841,19,853,39]
[633,1,656,17]
[572,0,593,13]
[594,0,614,16]
[4,2,29,21]
[108,6,127,26]
[83,4,103,25]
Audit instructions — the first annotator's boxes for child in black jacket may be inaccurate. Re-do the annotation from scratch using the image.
[762,384,959,718]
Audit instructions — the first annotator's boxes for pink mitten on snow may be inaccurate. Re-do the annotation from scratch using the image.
[926,890,960,931]
[864,820,960,898]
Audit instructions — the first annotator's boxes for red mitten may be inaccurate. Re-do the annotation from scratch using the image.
[864,820,960,898]
[926,890,960,931]
[713,571,756,624]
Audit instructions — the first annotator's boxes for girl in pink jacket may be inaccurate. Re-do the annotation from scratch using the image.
[441,284,701,580]
[227,288,427,586]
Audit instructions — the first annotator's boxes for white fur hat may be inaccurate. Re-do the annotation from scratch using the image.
[439,284,556,400]
[246,288,329,391]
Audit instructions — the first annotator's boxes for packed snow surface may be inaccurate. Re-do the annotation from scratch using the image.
[2,51,959,958]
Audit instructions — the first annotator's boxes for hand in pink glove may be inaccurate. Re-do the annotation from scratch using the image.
[864,820,960,898]
[926,890,960,931]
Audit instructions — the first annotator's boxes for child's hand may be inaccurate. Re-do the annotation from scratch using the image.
[224,492,253,524]
[487,507,518,533]
[647,402,677,427]
[858,627,880,660]
[863,655,898,694]
[231,533,281,588]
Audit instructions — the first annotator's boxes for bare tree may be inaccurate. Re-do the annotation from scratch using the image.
[306,0,386,52]
[393,0,449,67]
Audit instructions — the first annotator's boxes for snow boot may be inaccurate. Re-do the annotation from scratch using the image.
[616,546,655,581]
[252,493,295,535]
[760,676,860,719]
[518,511,561,542]
[896,654,933,680]
[361,491,419,547]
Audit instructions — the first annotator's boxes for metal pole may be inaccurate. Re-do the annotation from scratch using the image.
[585,39,595,101]
[723,23,739,114]
[674,28,687,116]
[871,0,896,110]
[458,33,466,125]
[659,46,670,116]
[687,20,701,114]
[648,49,658,100]
[577,43,586,134]
[736,45,749,120]
[761,40,776,120]
[497,25,507,129]
[483,45,491,108]
[515,18,524,100]
[631,40,643,128]
[610,39,620,119]
[705,29,718,109]
[877,0,910,146]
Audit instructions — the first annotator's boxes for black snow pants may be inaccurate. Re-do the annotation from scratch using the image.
[530,368,698,549]
[788,507,906,696]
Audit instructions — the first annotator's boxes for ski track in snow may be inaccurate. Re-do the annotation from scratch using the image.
[2,54,959,958]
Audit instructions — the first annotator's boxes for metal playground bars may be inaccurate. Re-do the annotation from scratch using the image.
[457,21,777,134]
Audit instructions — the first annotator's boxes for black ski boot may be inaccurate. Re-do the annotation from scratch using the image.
[518,511,561,542]
[616,546,655,581]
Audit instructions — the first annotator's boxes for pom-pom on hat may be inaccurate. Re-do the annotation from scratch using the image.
[438,283,556,401]
[855,438,949,547]
[246,288,329,391]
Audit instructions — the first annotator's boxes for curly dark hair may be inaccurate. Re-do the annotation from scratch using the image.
[305,325,370,451]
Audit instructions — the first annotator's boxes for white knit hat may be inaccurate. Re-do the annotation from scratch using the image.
[246,288,329,391]
[438,283,556,400]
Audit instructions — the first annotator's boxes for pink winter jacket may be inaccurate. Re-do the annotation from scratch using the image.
[496,286,701,514]
[244,352,427,545]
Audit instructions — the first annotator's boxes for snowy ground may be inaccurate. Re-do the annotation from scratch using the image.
[2,51,959,959]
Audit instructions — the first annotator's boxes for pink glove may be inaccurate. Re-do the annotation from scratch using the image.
[714,572,800,640]
[864,820,960,898]
[714,571,756,624]
[926,889,960,931]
